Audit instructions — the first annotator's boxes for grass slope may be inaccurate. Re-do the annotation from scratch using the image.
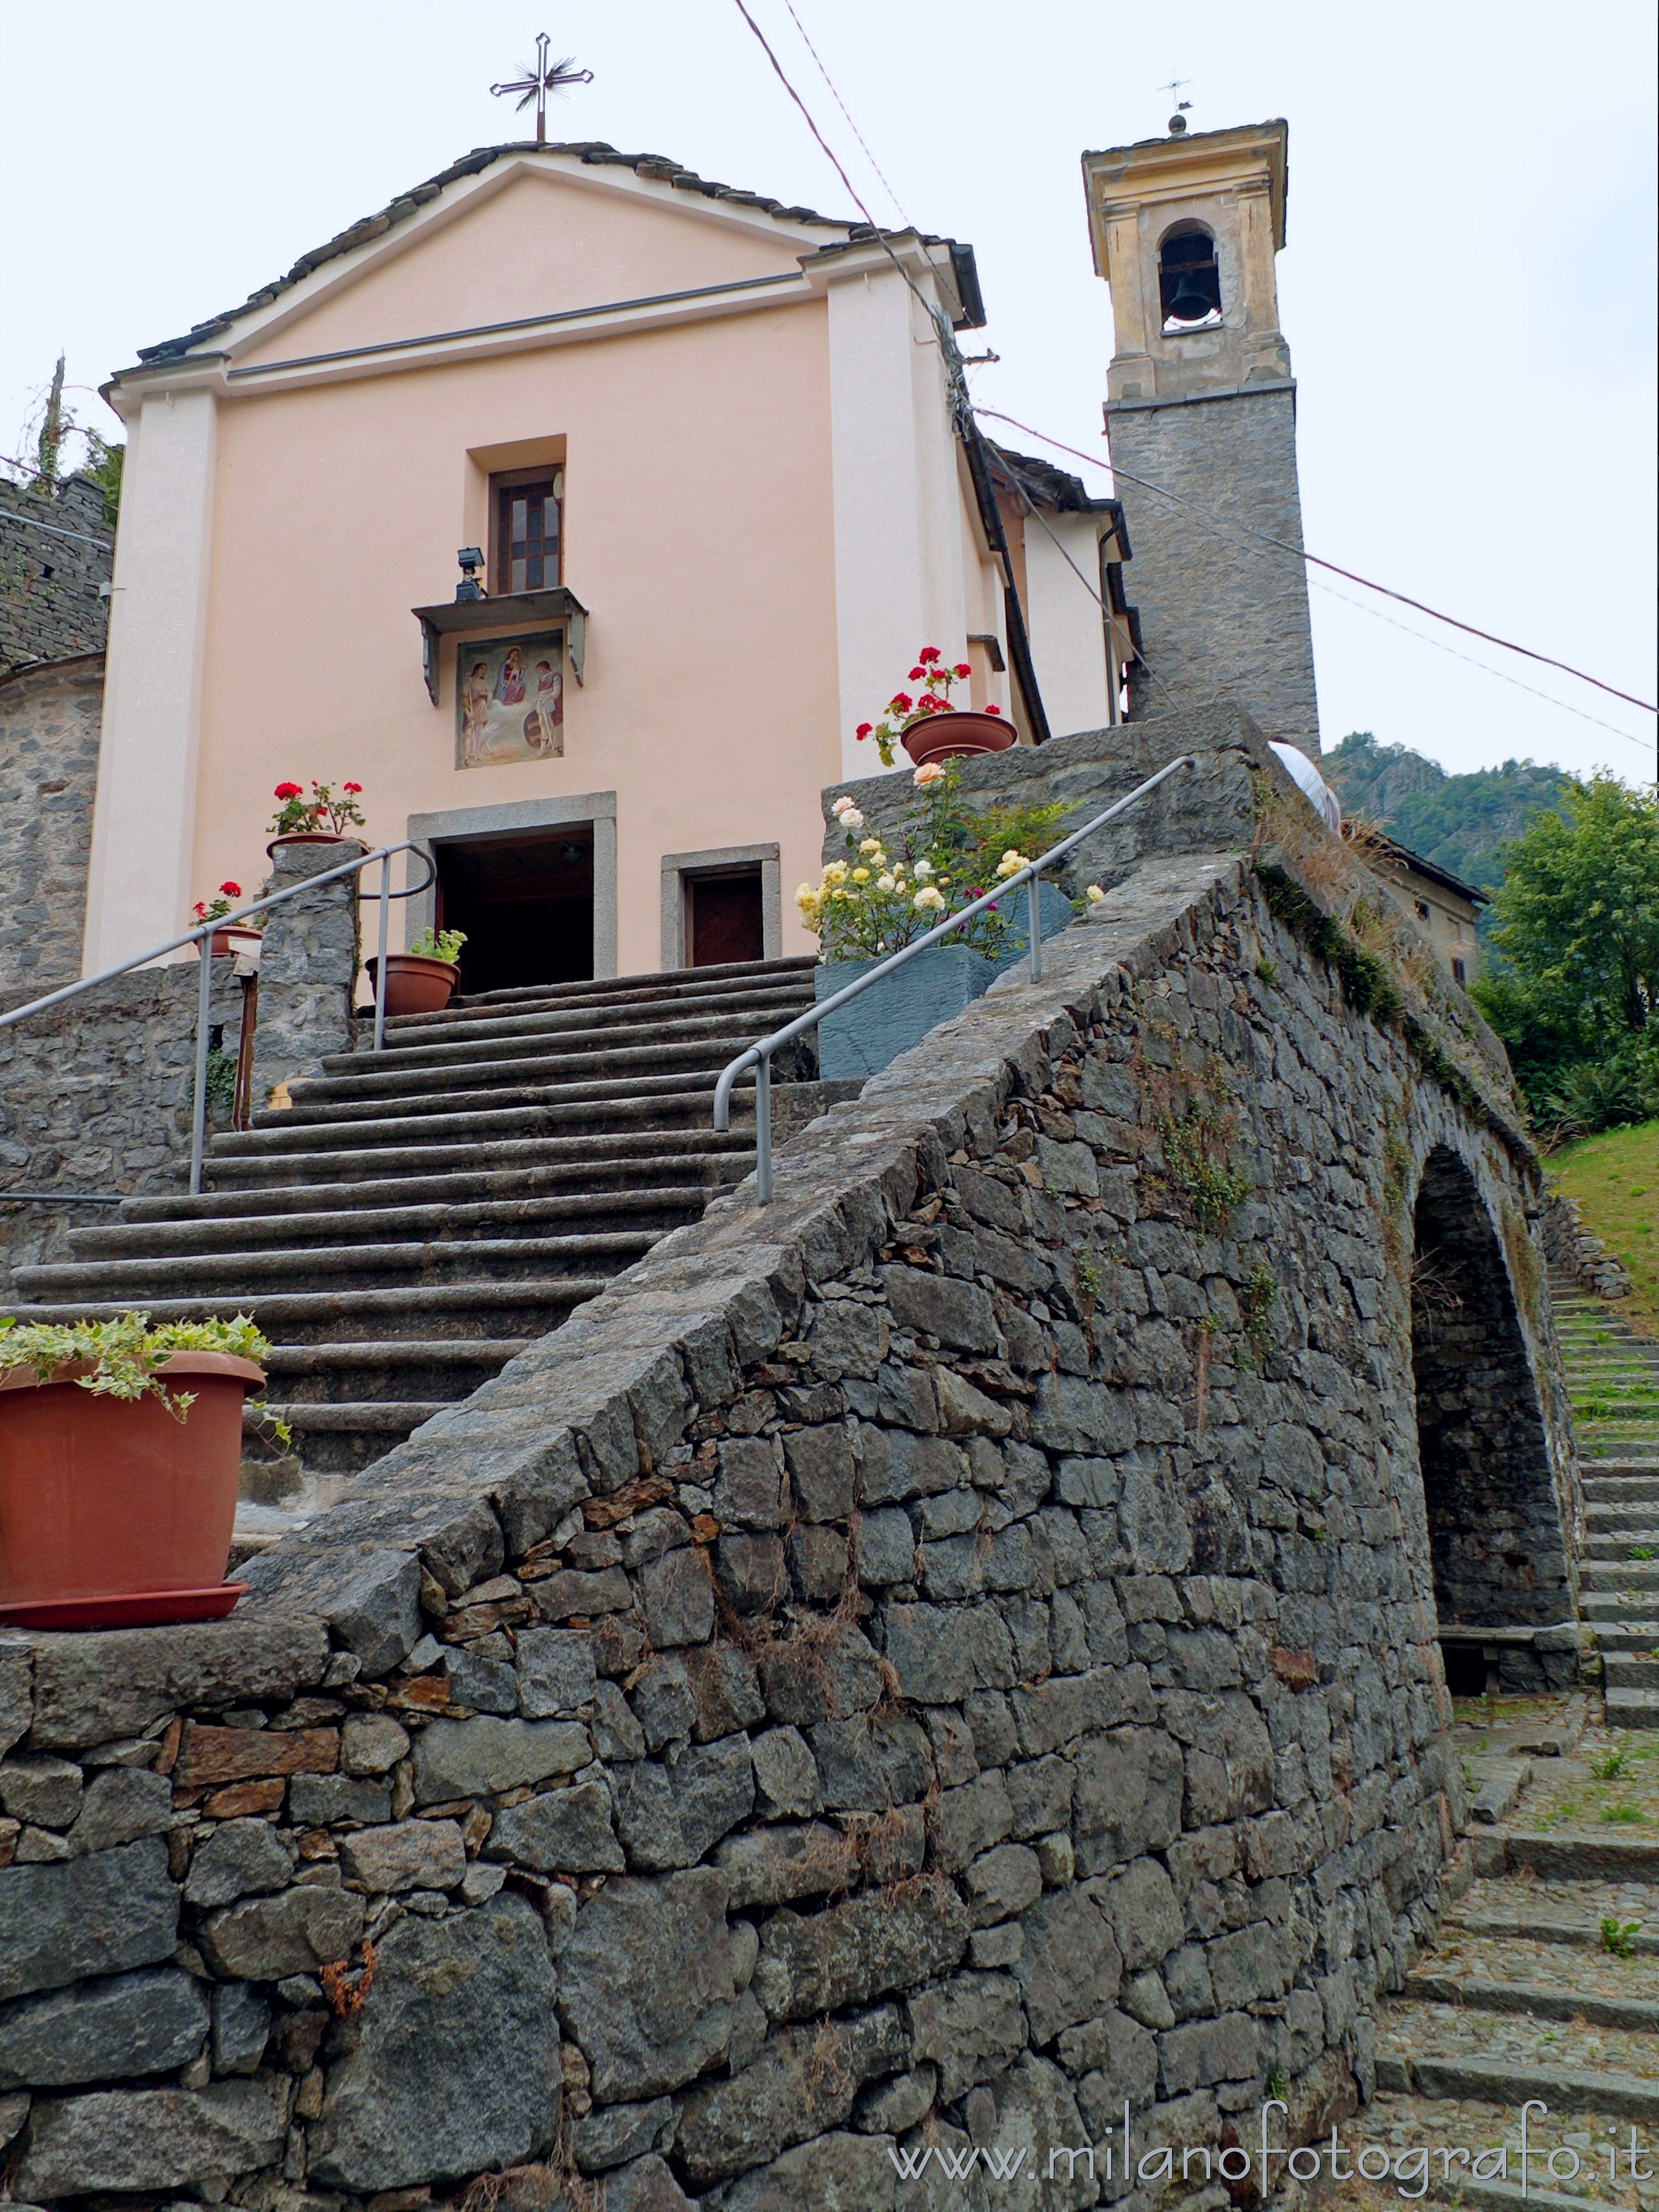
[1551,1118,1659,1338]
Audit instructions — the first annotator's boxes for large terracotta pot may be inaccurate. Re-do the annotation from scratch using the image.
[366,954,460,1018]
[0,1353,265,1625]
[265,831,346,858]
[901,710,1018,768]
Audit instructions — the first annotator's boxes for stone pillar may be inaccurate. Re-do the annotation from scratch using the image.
[251,840,363,1107]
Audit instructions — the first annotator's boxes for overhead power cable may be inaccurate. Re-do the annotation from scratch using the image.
[977,408,1657,719]
[1006,444,1650,751]
[730,0,1053,743]
[780,0,913,230]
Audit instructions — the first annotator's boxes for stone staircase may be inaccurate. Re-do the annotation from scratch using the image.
[1366,1708,1659,2206]
[1552,1268,1659,1732]
[2,956,817,1535]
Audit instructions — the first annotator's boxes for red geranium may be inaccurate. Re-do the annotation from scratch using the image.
[984,702,1002,714]
[343,781,362,794]
[854,646,983,765]
[219,880,242,898]
[273,781,303,800]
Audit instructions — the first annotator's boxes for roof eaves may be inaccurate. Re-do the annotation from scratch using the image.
[131,139,869,369]
[1373,835,1489,906]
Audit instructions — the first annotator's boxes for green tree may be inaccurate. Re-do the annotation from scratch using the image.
[1474,775,1659,1114]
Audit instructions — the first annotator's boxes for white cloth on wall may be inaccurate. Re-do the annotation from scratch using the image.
[1269,742,1342,833]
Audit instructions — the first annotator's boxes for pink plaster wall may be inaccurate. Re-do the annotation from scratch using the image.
[195,295,839,972]
[235,169,810,369]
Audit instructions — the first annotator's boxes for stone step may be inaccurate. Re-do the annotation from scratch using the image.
[313,991,814,1089]
[1588,1531,1659,1559]
[345,977,811,1065]
[1580,1559,1659,1589]
[1401,1966,1659,2033]
[1471,1830,1659,1881]
[1444,1905,1659,1955]
[261,1054,761,1135]
[1603,1687,1659,1729]
[14,1227,659,1303]
[267,1013,814,1123]
[64,1182,712,1263]
[260,1338,523,1401]
[125,1139,754,1217]
[200,1118,755,1195]
[249,1399,452,1478]
[1587,1500,1659,1526]
[1603,1654,1659,1687]
[211,1081,743,1165]
[386,953,815,1028]
[1375,2050,1659,2122]
[1587,1621,1659,1652]
[0,1276,611,1341]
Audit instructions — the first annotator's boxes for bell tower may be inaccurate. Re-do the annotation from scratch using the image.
[1082,117,1321,753]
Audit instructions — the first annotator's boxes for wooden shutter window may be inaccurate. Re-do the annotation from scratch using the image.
[495,469,563,593]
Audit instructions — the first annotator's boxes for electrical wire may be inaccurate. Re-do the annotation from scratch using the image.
[977,408,1658,719]
[780,0,913,230]
[733,4,1653,760]
[1304,573,1655,753]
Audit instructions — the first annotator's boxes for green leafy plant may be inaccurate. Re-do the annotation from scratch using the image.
[1593,1749,1627,1781]
[1157,1100,1251,1235]
[268,779,366,837]
[204,1048,239,1117]
[1255,957,1279,985]
[0,1311,289,1446]
[1238,1261,1278,1360]
[1601,1916,1644,1957]
[799,759,1067,965]
[1266,2065,1288,2102]
[409,927,466,964]
[1601,1802,1646,1825]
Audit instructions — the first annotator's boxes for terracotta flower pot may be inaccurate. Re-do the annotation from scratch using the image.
[901,710,1018,768]
[0,1353,265,1625]
[366,953,460,1018]
[265,831,346,858]
[202,926,263,959]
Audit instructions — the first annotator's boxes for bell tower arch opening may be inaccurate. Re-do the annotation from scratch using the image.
[1410,1146,1570,1689]
[1159,224,1223,330]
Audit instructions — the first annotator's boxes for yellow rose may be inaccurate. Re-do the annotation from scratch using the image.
[1086,884,1105,904]
[852,867,870,883]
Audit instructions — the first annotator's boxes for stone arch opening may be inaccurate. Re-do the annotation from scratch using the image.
[1411,1146,1569,1687]
[1158,224,1222,329]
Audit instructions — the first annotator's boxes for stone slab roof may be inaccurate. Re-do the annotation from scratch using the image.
[136,139,963,367]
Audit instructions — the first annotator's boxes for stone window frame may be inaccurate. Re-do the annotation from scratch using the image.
[405,790,619,978]
[660,842,781,970]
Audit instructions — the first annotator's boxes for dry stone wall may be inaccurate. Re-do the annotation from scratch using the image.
[0,654,105,999]
[0,476,110,676]
[0,842,1574,2210]
[0,848,366,1301]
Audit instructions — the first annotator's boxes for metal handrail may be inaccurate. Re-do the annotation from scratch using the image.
[0,840,436,1195]
[713,756,1194,1202]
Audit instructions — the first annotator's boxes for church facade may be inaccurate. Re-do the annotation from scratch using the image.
[81,141,1132,991]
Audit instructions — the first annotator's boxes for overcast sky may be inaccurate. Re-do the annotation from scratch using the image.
[2,0,1653,783]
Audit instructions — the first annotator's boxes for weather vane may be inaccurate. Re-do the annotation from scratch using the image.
[492,33,593,146]
[1159,76,1194,133]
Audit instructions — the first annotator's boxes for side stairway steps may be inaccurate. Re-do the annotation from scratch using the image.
[1549,1266,1659,1731]
[2,955,820,1519]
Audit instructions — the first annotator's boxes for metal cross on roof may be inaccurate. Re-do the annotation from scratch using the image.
[491,32,593,147]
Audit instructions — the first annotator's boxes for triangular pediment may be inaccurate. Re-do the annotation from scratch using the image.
[215,154,841,374]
